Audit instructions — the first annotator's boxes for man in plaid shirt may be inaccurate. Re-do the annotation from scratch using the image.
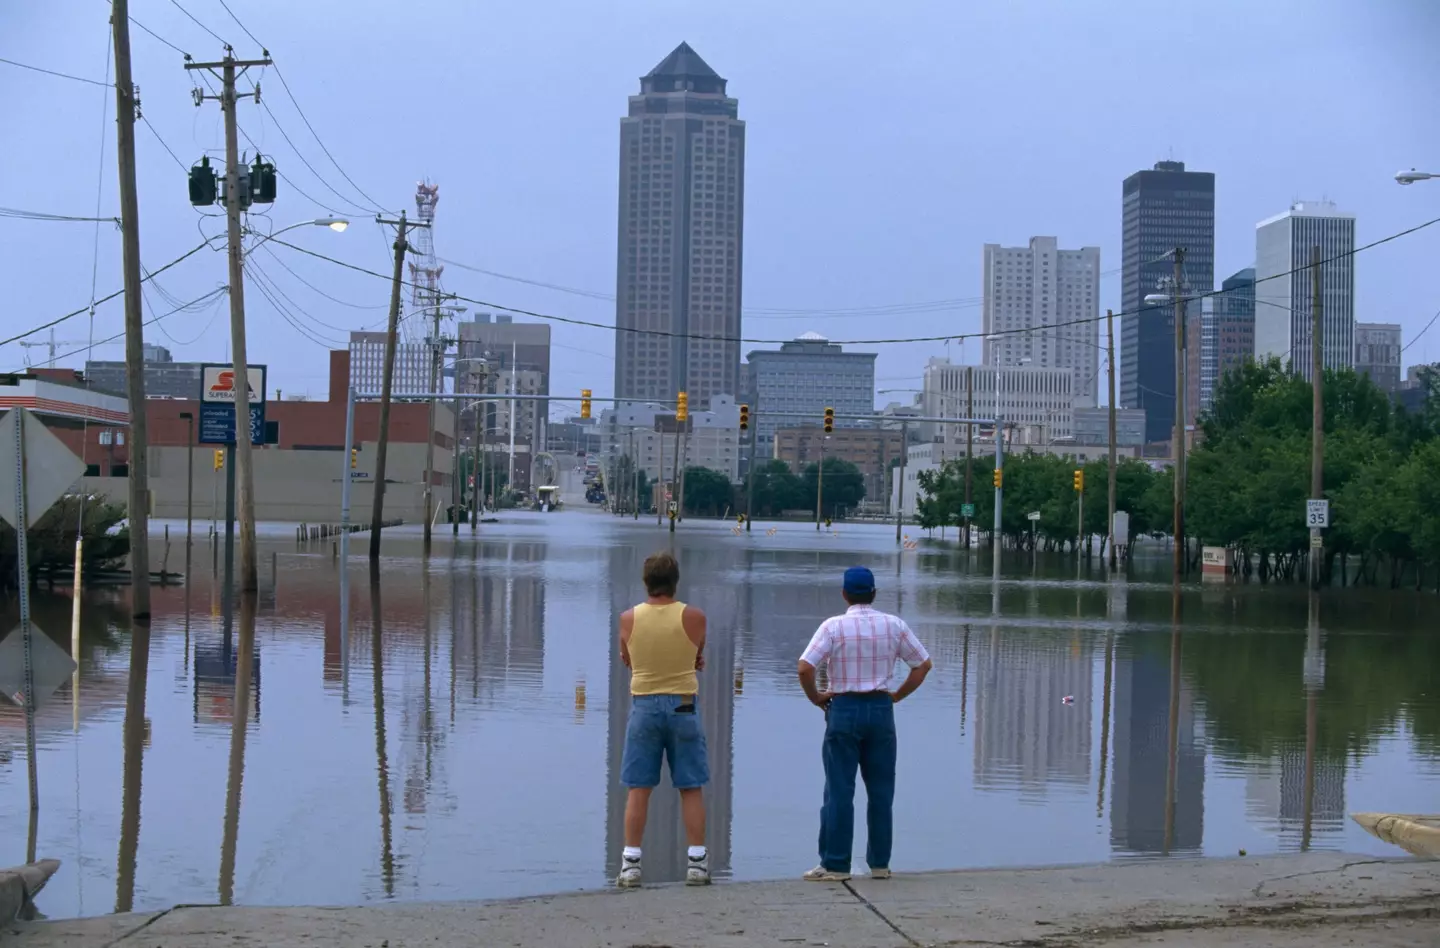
[797,566,932,882]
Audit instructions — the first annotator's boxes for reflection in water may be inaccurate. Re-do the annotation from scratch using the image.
[218,594,259,905]
[8,525,1440,919]
[371,580,396,899]
[114,617,151,914]
[604,543,736,885]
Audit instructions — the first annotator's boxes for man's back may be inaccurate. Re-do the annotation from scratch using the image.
[802,605,927,695]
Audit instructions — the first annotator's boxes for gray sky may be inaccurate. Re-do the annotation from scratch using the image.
[5,0,1439,415]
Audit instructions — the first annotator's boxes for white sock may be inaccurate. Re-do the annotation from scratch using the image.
[688,845,707,860]
[623,846,641,861]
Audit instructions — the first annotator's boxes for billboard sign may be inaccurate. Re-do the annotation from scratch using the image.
[198,364,266,446]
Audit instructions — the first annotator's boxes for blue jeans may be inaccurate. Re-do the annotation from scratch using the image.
[819,692,897,872]
[621,694,710,789]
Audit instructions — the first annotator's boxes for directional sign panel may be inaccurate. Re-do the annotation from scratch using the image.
[961,503,976,518]
[0,624,78,707]
[0,409,87,529]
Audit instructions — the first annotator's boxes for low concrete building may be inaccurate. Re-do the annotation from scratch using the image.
[600,396,741,485]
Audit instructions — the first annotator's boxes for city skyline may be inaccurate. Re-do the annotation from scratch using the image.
[7,4,1440,416]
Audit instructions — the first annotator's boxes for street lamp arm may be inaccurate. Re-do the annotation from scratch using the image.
[242,217,349,256]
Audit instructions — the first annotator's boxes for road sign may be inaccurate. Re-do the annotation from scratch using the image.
[0,409,86,529]
[1027,511,1041,522]
[198,364,266,446]
[961,503,975,518]
[1306,499,1329,529]
[0,624,77,707]
[1112,511,1130,545]
[1310,533,1323,549]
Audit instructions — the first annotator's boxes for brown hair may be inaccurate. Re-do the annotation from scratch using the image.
[642,551,680,597]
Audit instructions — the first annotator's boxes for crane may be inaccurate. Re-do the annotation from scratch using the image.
[18,329,91,367]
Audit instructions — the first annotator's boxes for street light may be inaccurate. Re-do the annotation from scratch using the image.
[1395,169,1438,186]
[240,217,350,255]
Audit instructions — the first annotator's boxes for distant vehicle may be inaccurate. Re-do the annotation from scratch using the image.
[534,485,562,512]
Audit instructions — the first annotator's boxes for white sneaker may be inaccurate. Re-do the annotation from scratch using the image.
[686,851,711,886]
[869,867,892,880]
[802,865,851,882]
[617,855,642,888]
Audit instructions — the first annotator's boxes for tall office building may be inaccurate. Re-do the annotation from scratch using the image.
[1254,201,1356,379]
[1200,268,1257,412]
[1121,161,1215,444]
[982,237,1101,408]
[1354,322,1402,395]
[614,43,746,409]
[744,333,877,460]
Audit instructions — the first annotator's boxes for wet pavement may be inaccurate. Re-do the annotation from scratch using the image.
[2,510,1438,918]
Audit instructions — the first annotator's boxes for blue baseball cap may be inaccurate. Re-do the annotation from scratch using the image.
[843,566,875,596]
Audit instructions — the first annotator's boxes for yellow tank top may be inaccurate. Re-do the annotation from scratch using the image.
[629,601,699,696]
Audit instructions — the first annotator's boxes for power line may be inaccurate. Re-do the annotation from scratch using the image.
[215,0,389,214]
[257,245,388,311]
[245,263,346,349]
[167,0,228,46]
[255,100,375,215]
[274,214,1440,348]
[0,207,118,224]
[1402,307,1440,354]
[0,56,109,87]
[0,241,212,348]
[126,13,191,57]
[139,114,188,171]
[17,287,229,371]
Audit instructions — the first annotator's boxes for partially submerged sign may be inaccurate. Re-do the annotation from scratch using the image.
[0,624,77,708]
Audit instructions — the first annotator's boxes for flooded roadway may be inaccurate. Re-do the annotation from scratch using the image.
[2,511,1438,918]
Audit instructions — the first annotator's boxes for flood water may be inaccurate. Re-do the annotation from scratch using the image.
[3,511,1438,918]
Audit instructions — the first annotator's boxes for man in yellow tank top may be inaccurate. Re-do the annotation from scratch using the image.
[616,551,710,888]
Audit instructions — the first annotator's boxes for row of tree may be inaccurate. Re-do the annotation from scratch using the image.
[911,360,1440,587]
[606,456,871,519]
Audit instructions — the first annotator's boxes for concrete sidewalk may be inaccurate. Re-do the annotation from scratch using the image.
[6,852,1436,947]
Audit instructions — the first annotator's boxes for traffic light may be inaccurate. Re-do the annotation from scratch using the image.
[580,388,592,420]
[213,449,224,471]
[351,447,359,470]
[739,404,750,431]
[823,406,834,434]
[993,468,1003,489]
[676,391,689,423]
[1073,469,1084,492]
[188,156,218,206]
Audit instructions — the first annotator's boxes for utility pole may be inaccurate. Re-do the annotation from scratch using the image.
[451,389,461,536]
[964,366,974,549]
[422,303,443,549]
[1170,248,1186,585]
[894,420,909,544]
[745,400,758,532]
[187,47,271,593]
[370,212,416,559]
[470,410,481,530]
[180,411,195,582]
[1309,245,1325,590]
[656,423,665,527]
[1107,309,1118,570]
[669,421,681,534]
[992,418,1005,581]
[113,0,153,617]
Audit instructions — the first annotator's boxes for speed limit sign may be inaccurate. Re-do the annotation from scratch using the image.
[1305,499,1329,529]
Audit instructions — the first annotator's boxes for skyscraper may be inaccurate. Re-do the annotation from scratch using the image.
[1121,161,1215,444]
[614,43,746,409]
[982,237,1101,408]
[1254,202,1356,379]
[1200,268,1257,412]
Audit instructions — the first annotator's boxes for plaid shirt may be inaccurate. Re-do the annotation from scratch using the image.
[799,605,930,694]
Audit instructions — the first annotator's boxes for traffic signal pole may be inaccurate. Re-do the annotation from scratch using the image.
[993,418,1005,581]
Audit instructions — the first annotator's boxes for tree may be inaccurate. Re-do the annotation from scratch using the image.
[745,459,806,517]
[681,466,733,517]
[802,457,865,518]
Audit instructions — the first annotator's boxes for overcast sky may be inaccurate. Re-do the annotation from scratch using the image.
[5,0,1439,416]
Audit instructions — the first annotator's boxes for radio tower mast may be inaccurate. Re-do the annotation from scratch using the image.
[406,181,444,364]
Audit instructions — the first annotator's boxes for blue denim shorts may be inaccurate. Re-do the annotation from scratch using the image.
[621,694,710,789]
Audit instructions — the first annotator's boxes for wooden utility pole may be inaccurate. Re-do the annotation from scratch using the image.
[112,0,152,617]
[371,212,413,559]
[964,366,974,549]
[1171,248,1186,585]
[1309,245,1325,590]
[187,48,271,593]
[1107,309,1118,570]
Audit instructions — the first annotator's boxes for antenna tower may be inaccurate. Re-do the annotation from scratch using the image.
[405,181,444,348]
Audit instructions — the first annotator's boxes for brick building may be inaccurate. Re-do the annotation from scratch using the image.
[772,426,904,507]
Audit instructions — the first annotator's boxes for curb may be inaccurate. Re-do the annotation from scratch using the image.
[0,860,61,926]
